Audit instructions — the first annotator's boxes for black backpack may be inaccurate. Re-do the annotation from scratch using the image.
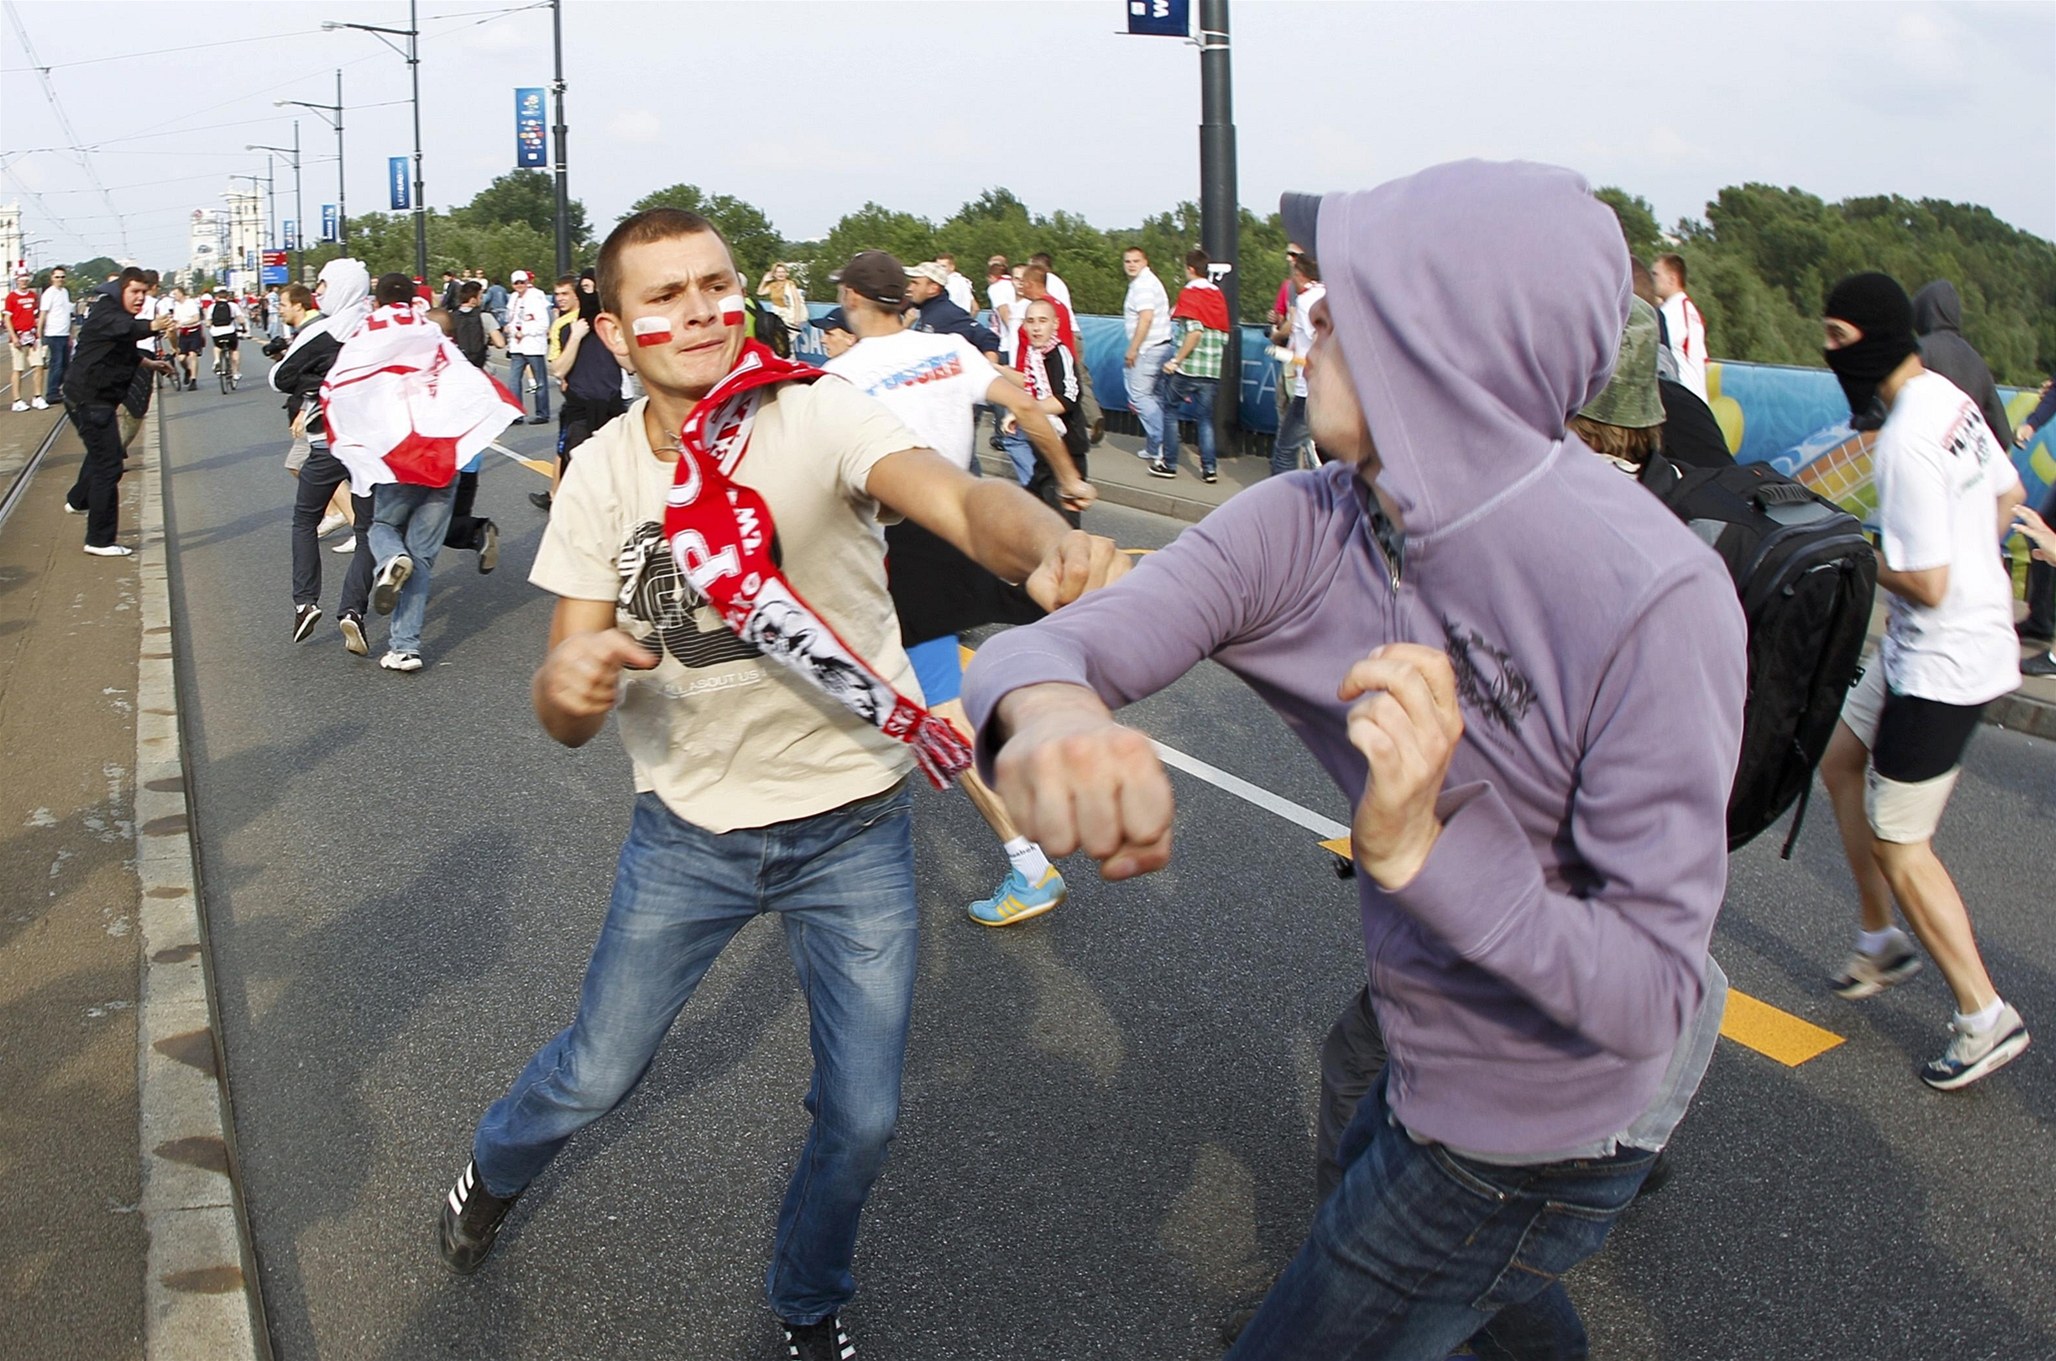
[1637,453,1877,854]
[452,308,488,366]
[748,298,792,358]
[211,299,233,328]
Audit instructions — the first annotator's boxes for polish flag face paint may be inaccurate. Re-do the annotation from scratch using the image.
[633,314,674,348]
[720,294,747,328]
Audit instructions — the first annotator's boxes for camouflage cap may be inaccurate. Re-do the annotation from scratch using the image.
[1577,296,1664,429]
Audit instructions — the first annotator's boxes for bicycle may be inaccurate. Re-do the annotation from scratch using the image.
[212,340,239,394]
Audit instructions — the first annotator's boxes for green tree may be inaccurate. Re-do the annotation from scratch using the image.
[623,184,783,280]
[1595,187,1663,264]
[458,169,590,245]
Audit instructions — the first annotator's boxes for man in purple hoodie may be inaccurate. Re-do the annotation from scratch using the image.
[962,161,1746,1359]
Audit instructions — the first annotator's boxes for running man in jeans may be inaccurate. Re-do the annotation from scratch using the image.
[434,208,1125,1361]
[1816,271,2030,1090]
[964,163,1746,1360]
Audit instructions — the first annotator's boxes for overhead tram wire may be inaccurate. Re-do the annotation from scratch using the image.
[5,4,129,254]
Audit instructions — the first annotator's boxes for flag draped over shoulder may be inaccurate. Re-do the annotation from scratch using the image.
[320,302,525,489]
[1171,278,1232,332]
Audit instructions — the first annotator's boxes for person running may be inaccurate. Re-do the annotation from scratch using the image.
[963,162,1747,1360]
[168,287,204,389]
[273,263,376,650]
[822,248,1093,926]
[62,268,176,555]
[433,207,1125,1361]
[1815,271,2030,1091]
[6,269,46,411]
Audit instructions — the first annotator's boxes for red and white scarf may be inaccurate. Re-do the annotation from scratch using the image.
[661,338,974,788]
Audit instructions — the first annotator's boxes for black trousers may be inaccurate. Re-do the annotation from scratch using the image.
[443,469,488,551]
[559,393,626,465]
[292,448,374,612]
[2024,480,2056,638]
[66,402,126,547]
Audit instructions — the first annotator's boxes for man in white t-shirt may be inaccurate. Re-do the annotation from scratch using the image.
[935,252,977,315]
[1268,253,1325,475]
[435,210,1126,1361]
[1653,253,1708,403]
[824,249,1092,927]
[984,255,1019,363]
[39,266,74,404]
[1120,246,1174,466]
[504,269,553,423]
[169,287,205,389]
[1816,271,2028,1092]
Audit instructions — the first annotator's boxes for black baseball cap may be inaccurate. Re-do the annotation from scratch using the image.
[815,307,852,335]
[829,251,907,308]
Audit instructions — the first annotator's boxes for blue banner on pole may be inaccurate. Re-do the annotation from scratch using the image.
[515,87,547,168]
[1126,0,1189,37]
[283,218,297,249]
[389,156,411,211]
[321,204,338,242]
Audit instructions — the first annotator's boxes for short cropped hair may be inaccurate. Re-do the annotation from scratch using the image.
[1185,248,1211,275]
[986,255,1009,278]
[1656,252,1687,287]
[1021,264,1049,289]
[555,273,578,289]
[1029,252,1053,269]
[1291,253,1321,284]
[373,272,417,306]
[458,281,482,303]
[1569,415,1662,467]
[1630,256,1657,307]
[596,207,728,315]
[283,283,315,309]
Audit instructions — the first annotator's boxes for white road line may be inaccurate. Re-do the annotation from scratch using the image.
[1149,740,1350,839]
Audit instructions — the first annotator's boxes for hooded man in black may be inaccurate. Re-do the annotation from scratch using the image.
[1912,280,2013,448]
[63,268,172,554]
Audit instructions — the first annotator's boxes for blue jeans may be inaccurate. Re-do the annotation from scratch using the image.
[473,783,919,1326]
[43,334,70,402]
[1000,426,1036,485]
[368,481,455,654]
[1160,371,1219,474]
[1272,394,1311,476]
[1125,340,1173,460]
[1225,1074,1653,1361]
[509,352,550,418]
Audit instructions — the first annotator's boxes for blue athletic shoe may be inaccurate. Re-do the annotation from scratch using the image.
[967,866,1066,927]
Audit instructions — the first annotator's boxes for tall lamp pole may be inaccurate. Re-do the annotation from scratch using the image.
[248,122,303,281]
[279,70,347,252]
[1196,0,1240,441]
[324,3,425,278]
[550,0,570,277]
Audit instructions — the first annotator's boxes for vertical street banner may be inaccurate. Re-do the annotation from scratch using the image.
[515,87,547,168]
[389,156,411,211]
[283,219,297,250]
[321,204,339,243]
[1126,0,1190,37]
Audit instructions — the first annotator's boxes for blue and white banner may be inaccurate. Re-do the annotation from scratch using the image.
[1126,0,1190,37]
[515,87,547,168]
[320,204,338,242]
[389,156,410,211]
[283,218,297,249]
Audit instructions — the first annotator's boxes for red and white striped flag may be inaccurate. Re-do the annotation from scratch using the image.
[320,303,525,489]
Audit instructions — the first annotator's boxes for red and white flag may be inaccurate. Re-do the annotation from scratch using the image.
[320,303,525,489]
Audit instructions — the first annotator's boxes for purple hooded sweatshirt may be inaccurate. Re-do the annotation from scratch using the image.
[963,161,1747,1159]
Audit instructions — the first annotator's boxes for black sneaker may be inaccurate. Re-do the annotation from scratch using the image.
[437,1158,520,1275]
[2024,650,2056,678]
[1147,460,1177,479]
[781,1315,854,1361]
[477,519,500,574]
[528,491,553,513]
[293,603,322,642]
[371,555,413,615]
[1202,469,1219,484]
[338,611,368,657]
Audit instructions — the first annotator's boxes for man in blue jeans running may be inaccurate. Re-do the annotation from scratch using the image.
[435,207,1126,1361]
[964,162,1745,1360]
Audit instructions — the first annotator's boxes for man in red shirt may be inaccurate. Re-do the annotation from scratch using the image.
[6,270,47,412]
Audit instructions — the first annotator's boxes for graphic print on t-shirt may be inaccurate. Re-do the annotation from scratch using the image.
[615,520,770,669]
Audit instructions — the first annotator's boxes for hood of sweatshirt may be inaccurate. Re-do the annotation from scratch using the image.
[1911,279,1963,336]
[1304,160,1629,541]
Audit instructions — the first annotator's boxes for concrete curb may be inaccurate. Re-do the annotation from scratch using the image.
[974,448,1231,526]
[132,398,268,1360]
[1987,686,2056,741]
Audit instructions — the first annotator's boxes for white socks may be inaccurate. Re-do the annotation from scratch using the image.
[1955,998,2005,1034]
[1856,927,1902,956]
[1003,837,1053,883]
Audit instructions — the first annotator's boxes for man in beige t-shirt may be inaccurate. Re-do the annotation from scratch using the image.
[436,207,1126,1361]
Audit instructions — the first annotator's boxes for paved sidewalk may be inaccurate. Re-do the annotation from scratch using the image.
[0,408,146,1359]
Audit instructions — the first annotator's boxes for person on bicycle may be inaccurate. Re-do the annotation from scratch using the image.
[169,286,204,389]
[207,291,246,389]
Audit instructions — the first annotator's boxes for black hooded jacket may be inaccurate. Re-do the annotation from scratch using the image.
[1913,281,2013,446]
[63,281,153,408]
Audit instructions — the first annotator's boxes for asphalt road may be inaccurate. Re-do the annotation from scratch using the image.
[161,380,2055,1360]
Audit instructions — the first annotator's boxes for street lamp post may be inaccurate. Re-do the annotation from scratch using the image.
[248,122,303,281]
[324,3,424,279]
[1196,0,1241,444]
[550,0,570,277]
[279,70,347,252]
[227,172,269,292]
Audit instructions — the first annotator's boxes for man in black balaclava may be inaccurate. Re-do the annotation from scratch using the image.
[1815,270,2031,1093]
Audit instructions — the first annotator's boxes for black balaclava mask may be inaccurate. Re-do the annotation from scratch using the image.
[1822,272,1916,419]
[577,267,601,323]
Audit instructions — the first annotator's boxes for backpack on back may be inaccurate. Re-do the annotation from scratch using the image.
[452,308,488,366]
[1637,453,1877,853]
[747,297,792,359]
[211,299,233,328]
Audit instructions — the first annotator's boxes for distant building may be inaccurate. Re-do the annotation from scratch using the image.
[0,203,22,275]
[190,208,229,282]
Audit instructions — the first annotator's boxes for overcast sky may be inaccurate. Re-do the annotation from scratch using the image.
[4,0,2052,272]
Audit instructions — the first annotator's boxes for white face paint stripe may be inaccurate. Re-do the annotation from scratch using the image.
[632,314,673,347]
[720,294,746,327]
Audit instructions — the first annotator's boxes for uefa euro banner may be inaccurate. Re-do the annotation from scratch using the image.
[515,87,546,168]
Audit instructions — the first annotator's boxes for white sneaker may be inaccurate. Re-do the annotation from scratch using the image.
[30,396,48,410]
[1922,1005,2030,1091]
[9,400,25,412]
[63,501,84,515]
[379,650,424,673]
[316,511,349,537]
[83,543,134,557]
[331,538,357,553]
[1830,930,1923,1000]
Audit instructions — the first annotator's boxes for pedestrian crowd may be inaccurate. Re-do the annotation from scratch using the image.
[9,155,2051,1361]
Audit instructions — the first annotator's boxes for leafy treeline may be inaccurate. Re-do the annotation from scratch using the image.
[41,170,2050,382]
[1600,184,2055,385]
